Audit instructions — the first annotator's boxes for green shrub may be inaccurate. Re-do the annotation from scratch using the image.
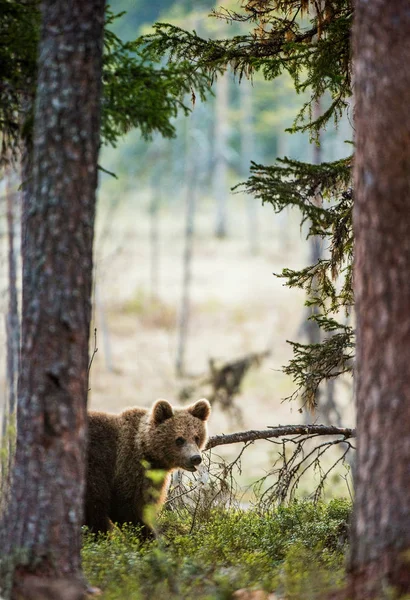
[82,499,351,599]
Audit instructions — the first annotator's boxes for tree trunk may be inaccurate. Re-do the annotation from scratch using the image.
[214,72,229,239]
[149,160,162,301]
[2,166,20,485]
[348,1,410,596]
[240,78,258,255]
[0,0,105,596]
[176,126,198,377]
[5,167,20,423]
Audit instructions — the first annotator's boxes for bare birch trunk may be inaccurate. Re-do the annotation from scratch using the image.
[347,1,410,596]
[214,72,229,239]
[275,133,290,247]
[95,285,113,373]
[240,79,258,255]
[0,0,105,596]
[176,127,198,377]
[149,168,161,301]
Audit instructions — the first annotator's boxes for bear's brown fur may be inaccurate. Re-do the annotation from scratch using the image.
[85,398,211,538]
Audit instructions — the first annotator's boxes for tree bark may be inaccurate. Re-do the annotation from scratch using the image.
[5,167,20,423]
[348,1,410,596]
[0,0,105,596]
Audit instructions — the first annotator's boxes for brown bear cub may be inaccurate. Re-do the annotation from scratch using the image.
[85,398,211,538]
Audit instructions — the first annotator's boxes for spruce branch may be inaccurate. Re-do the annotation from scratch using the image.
[140,0,353,133]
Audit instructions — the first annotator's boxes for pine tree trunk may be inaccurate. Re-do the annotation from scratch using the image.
[348,0,410,596]
[0,0,105,596]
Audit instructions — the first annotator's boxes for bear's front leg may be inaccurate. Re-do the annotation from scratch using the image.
[85,478,113,534]
[109,488,155,540]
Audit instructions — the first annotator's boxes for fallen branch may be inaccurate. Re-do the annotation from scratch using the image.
[206,424,355,450]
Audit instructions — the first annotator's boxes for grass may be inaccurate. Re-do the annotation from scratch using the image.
[82,499,350,599]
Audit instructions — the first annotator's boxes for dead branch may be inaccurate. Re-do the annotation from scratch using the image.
[179,350,271,422]
[206,424,355,450]
[165,424,356,515]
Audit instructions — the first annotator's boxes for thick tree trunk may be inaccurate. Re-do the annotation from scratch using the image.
[0,0,105,596]
[348,1,410,596]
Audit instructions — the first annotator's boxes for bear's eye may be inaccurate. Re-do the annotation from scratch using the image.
[175,437,186,447]
[195,436,200,446]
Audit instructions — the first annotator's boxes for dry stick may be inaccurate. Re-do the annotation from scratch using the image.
[87,328,98,391]
[206,424,356,450]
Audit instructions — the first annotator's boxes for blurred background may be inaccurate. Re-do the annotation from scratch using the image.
[0,0,354,495]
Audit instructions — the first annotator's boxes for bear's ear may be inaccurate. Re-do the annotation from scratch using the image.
[151,399,174,425]
[188,398,211,421]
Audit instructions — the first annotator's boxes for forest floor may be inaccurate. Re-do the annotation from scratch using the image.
[82,499,351,599]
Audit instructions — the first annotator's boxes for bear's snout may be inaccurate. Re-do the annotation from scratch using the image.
[189,454,202,467]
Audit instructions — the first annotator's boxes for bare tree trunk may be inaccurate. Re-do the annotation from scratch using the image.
[347,1,410,596]
[275,133,290,248]
[95,285,113,372]
[302,100,323,420]
[149,167,162,301]
[240,79,258,255]
[0,0,105,596]
[176,128,198,377]
[214,72,229,239]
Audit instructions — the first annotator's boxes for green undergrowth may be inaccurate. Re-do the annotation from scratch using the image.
[82,499,351,599]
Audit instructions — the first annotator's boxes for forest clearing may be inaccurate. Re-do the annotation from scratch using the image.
[0,1,409,599]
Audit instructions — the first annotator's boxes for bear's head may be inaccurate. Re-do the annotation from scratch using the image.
[141,398,211,472]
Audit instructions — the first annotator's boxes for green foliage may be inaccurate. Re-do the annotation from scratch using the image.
[0,5,213,163]
[284,328,354,406]
[102,12,212,146]
[242,156,354,405]
[140,0,353,135]
[82,499,350,599]
[0,0,39,162]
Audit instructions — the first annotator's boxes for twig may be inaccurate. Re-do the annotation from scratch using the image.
[87,328,98,390]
